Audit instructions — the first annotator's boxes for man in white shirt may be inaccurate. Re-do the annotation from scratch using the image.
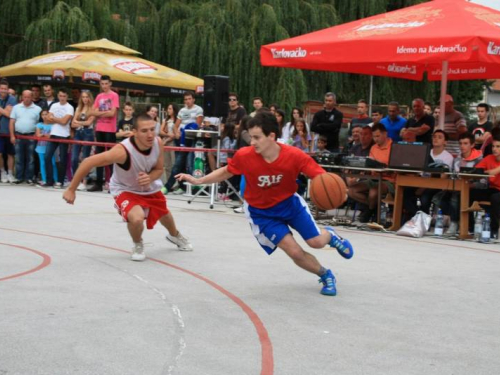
[41,88,74,188]
[419,129,454,214]
[164,91,203,193]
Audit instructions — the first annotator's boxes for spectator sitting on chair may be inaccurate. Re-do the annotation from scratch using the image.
[350,126,373,157]
[471,134,500,239]
[315,135,330,156]
[348,123,394,223]
[442,132,483,236]
[346,126,362,154]
[417,130,454,215]
[345,125,374,189]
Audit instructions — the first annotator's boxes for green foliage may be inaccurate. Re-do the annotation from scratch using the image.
[0,0,486,112]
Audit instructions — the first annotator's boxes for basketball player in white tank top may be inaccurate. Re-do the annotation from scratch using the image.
[63,114,193,261]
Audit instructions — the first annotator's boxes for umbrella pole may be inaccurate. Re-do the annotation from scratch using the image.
[369,75,374,116]
[438,61,448,130]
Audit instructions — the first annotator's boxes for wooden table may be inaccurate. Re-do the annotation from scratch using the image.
[389,172,486,239]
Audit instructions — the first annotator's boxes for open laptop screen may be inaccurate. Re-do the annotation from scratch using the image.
[388,142,430,170]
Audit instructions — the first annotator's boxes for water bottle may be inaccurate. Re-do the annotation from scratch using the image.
[474,212,483,242]
[380,203,387,226]
[481,214,491,243]
[434,209,444,236]
[416,198,422,212]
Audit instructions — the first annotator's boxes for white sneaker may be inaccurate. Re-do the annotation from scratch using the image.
[166,232,193,251]
[233,207,244,214]
[131,241,146,261]
[173,188,184,195]
[76,182,86,191]
[53,182,63,189]
[445,221,458,236]
[0,172,7,183]
[7,173,17,183]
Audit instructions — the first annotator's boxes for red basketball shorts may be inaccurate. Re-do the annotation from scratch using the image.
[114,191,170,229]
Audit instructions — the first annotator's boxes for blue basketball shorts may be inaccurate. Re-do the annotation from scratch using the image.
[245,193,321,255]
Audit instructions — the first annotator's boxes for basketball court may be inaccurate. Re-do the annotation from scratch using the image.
[1,184,500,375]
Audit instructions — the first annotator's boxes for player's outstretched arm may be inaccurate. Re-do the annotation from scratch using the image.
[63,145,127,204]
[176,166,234,185]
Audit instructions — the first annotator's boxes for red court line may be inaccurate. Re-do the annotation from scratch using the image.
[0,242,51,281]
[0,227,274,375]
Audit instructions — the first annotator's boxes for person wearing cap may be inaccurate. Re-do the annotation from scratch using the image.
[442,94,467,156]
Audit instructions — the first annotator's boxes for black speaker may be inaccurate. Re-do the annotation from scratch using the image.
[203,75,229,117]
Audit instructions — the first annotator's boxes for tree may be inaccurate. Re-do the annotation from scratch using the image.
[0,0,486,112]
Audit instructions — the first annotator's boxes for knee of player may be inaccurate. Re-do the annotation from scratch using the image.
[128,214,145,226]
[306,236,325,249]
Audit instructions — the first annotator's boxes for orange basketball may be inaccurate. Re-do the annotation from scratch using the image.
[309,173,347,210]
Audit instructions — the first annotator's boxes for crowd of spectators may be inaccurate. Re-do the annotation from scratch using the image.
[1,77,499,238]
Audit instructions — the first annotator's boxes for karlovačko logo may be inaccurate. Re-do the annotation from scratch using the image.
[28,54,81,66]
[356,22,425,32]
[82,71,102,82]
[387,63,417,75]
[271,47,308,59]
[111,58,157,74]
[487,41,500,56]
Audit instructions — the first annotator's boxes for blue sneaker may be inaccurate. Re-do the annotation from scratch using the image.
[319,269,337,296]
[325,226,354,259]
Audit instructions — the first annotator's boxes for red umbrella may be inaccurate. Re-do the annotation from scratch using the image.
[260,0,500,125]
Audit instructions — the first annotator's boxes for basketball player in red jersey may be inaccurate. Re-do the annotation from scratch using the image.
[177,112,354,296]
[63,114,193,261]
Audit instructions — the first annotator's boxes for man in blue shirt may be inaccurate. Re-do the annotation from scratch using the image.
[380,101,407,142]
[9,90,42,184]
[0,79,18,183]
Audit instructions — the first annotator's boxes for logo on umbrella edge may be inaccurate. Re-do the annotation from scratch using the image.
[271,47,308,59]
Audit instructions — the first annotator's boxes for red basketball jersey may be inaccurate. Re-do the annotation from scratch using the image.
[227,144,325,209]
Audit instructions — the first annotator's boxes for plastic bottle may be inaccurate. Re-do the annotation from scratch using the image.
[434,209,444,236]
[416,198,422,212]
[380,203,387,226]
[474,212,483,242]
[481,214,491,243]
[192,140,205,178]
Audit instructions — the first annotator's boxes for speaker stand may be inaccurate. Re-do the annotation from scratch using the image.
[186,122,242,209]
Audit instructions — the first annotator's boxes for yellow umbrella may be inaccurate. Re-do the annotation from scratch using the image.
[0,39,203,95]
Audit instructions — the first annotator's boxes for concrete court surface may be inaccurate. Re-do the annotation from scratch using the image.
[1,183,500,375]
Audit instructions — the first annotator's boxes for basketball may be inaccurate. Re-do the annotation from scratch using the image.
[309,173,347,210]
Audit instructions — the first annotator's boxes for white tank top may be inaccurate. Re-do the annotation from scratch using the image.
[110,137,163,196]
